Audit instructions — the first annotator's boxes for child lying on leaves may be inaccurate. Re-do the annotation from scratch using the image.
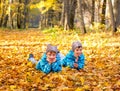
[62,41,85,70]
[28,44,64,74]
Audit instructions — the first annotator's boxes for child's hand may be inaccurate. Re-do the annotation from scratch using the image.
[74,63,78,68]
[75,57,78,62]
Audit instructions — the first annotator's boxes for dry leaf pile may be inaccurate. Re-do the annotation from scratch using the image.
[0,30,120,91]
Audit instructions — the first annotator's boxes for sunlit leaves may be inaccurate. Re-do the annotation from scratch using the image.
[0,30,120,90]
[30,0,60,14]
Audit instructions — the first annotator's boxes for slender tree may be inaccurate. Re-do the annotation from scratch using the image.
[62,0,76,30]
[108,0,117,33]
[8,0,13,29]
[91,0,95,24]
[17,0,22,28]
[0,0,5,27]
[114,0,120,29]
[23,0,30,29]
[69,0,77,29]
[60,0,65,26]
[77,0,86,34]
[101,0,106,24]
[63,0,70,30]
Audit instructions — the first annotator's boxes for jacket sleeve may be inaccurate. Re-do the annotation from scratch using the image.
[36,60,52,74]
[77,54,85,70]
[62,57,74,68]
[51,61,62,72]
[58,53,65,61]
[36,61,41,70]
[40,53,46,60]
[66,58,74,68]
[61,58,66,66]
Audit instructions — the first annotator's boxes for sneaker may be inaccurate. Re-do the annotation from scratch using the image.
[28,54,34,61]
[28,54,37,64]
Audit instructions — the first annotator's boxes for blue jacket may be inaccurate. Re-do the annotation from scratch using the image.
[36,53,62,74]
[62,50,85,70]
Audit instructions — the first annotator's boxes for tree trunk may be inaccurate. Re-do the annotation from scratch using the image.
[0,0,5,27]
[23,0,29,29]
[47,9,54,27]
[114,0,120,28]
[39,13,47,29]
[17,0,22,29]
[69,0,77,29]
[77,0,86,34]
[108,0,117,32]
[8,0,13,29]
[3,14,8,27]
[64,0,70,30]
[63,0,76,30]
[60,0,65,27]
[95,0,101,22]
[91,0,95,24]
[0,0,2,26]
[101,0,106,24]
[39,14,42,29]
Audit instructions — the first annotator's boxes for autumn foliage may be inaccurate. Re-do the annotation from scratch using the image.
[0,29,120,91]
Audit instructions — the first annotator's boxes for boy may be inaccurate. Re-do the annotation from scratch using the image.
[28,44,64,74]
[62,41,85,70]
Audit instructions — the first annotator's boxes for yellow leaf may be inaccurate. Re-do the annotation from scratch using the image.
[26,72,31,76]
[27,62,33,67]
[83,85,90,89]
[103,82,109,87]
[10,85,16,90]
[96,62,105,68]
[116,80,120,86]
[80,77,84,85]
[75,87,84,91]
[93,87,102,91]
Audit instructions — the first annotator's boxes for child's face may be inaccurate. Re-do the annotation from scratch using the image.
[74,47,82,57]
[46,51,56,63]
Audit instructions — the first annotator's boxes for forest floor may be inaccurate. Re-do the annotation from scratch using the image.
[0,29,120,91]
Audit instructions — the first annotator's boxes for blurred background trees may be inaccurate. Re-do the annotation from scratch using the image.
[0,0,120,33]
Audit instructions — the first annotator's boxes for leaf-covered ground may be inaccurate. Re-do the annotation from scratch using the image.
[0,29,120,91]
